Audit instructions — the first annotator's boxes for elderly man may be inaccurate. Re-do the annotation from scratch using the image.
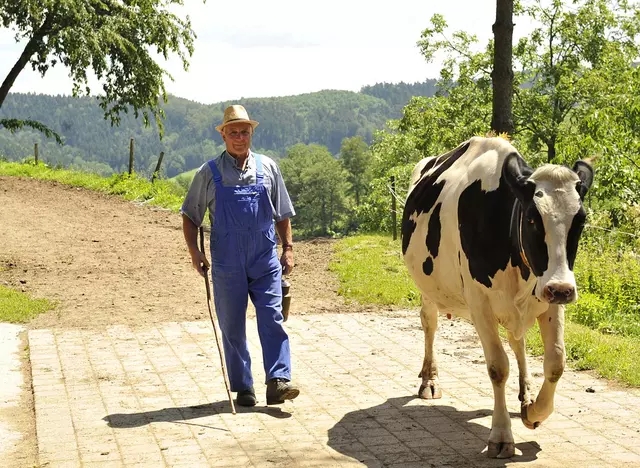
[181,105,299,407]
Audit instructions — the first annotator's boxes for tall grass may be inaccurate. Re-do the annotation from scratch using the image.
[568,236,640,337]
[331,233,640,386]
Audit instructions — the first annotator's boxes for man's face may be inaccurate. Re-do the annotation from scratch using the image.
[222,122,253,157]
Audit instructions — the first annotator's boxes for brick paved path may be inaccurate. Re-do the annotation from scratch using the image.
[29,312,640,467]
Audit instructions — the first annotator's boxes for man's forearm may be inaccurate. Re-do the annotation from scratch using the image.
[275,218,292,248]
[182,215,201,255]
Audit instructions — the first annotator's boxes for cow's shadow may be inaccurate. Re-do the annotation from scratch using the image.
[328,396,541,467]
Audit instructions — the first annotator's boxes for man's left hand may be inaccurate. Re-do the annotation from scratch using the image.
[280,250,294,275]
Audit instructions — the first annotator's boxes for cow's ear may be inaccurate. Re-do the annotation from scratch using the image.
[573,160,594,200]
[503,152,535,203]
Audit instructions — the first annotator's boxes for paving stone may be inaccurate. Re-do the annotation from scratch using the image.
[26,312,640,467]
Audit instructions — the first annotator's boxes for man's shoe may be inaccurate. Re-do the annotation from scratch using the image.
[266,378,300,405]
[236,387,257,407]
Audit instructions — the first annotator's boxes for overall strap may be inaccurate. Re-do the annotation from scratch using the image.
[207,156,223,185]
[254,154,264,185]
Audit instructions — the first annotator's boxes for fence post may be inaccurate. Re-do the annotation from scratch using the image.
[152,151,165,183]
[34,143,39,165]
[128,138,135,175]
[391,175,397,241]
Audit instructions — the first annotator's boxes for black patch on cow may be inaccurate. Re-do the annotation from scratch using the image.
[422,258,434,275]
[420,157,438,177]
[566,207,586,270]
[458,177,515,288]
[520,202,549,277]
[426,203,442,258]
[402,219,418,256]
[502,152,551,278]
[402,141,471,255]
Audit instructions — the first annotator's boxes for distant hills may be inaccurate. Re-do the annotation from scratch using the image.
[0,79,437,178]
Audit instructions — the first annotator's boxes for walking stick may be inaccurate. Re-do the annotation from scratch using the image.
[199,227,236,415]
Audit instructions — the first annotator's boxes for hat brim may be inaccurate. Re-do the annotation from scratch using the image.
[216,119,259,133]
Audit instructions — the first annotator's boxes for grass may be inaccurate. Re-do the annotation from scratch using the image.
[329,234,420,306]
[0,160,186,212]
[0,285,54,323]
[332,233,640,387]
[525,321,640,386]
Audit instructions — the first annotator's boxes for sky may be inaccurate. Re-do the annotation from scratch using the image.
[0,1,534,105]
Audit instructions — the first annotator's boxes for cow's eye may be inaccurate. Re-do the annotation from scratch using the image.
[535,190,544,198]
[529,218,535,225]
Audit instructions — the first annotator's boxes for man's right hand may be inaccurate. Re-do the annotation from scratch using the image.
[190,250,210,278]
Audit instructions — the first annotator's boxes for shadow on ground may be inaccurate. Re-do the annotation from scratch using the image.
[328,396,541,467]
[104,400,291,430]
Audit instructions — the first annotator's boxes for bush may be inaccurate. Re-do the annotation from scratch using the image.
[568,232,640,337]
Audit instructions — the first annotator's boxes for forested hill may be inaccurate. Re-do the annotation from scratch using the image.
[0,79,437,178]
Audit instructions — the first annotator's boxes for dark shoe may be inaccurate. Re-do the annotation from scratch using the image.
[236,387,257,407]
[266,378,299,405]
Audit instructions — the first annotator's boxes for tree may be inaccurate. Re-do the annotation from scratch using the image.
[514,0,640,163]
[362,1,640,231]
[339,136,370,206]
[0,0,197,139]
[492,0,514,134]
[280,144,350,236]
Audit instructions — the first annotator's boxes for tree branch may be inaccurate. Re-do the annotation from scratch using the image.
[0,14,54,108]
[0,119,63,144]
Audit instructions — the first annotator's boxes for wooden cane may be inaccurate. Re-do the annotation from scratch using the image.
[199,227,236,415]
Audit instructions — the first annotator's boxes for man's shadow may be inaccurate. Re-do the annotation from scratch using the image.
[328,396,541,467]
[104,400,291,431]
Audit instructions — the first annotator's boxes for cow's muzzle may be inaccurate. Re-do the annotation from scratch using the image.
[543,283,576,304]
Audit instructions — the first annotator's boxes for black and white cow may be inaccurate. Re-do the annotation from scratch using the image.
[402,137,593,458]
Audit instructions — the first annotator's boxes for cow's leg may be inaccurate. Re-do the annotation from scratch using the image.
[507,332,533,408]
[522,305,565,430]
[418,297,441,399]
[472,310,514,459]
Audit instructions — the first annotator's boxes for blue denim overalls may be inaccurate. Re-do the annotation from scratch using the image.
[207,155,291,391]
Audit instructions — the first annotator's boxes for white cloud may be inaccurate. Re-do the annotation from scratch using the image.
[0,1,534,104]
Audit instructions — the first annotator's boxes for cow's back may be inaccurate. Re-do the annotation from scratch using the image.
[402,137,524,317]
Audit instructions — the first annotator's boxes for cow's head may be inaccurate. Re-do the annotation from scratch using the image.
[503,154,594,304]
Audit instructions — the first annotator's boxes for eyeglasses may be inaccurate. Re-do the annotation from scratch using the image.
[226,130,252,140]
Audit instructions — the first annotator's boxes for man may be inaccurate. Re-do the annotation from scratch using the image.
[181,105,299,407]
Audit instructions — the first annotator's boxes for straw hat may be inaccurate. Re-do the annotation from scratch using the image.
[215,105,259,133]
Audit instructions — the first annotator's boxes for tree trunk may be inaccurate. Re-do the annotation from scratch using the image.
[329,191,334,232]
[491,0,515,135]
[547,139,556,163]
[0,16,53,109]
[321,198,327,235]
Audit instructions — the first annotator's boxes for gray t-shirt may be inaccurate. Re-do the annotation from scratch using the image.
[180,151,295,227]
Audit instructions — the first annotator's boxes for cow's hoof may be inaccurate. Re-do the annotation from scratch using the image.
[487,441,515,459]
[418,381,441,399]
[521,405,541,430]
